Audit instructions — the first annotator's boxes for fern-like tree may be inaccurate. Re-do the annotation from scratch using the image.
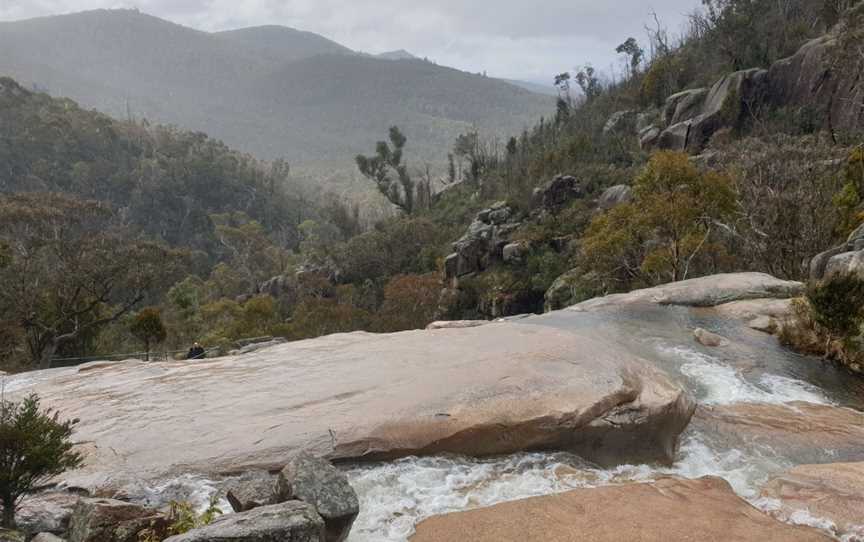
[356,126,416,214]
[129,308,168,361]
[0,394,82,528]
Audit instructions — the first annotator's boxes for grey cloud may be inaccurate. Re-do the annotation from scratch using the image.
[0,0,698,81]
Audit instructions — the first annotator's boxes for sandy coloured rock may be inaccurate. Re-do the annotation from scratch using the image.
[410,476,831,542]
[760,462,864,541]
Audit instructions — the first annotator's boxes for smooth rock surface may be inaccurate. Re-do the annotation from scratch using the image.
[410,476,831,542]
[573,272,803,311]
[760,462,864,541]
[424,320,490,330]
[14,316,695,491]
[693,402,864,465]
[31,534,65,542]
[277,453,358,542]
[163,502,324,542]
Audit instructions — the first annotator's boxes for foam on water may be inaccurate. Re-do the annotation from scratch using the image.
[669,346,832,406]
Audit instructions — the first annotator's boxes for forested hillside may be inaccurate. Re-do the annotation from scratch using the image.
[0,9,551,170]
[2,0,864,377]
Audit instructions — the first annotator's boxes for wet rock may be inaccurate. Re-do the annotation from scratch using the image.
[16,492,80,536]
[532,175,588,211]
[68,498,166,542]
[760,462,864,542]
[410,476,831,542]
[31,534,65,542]
[23,308,697,491]
[226,473,277,512]
[693,328,729,347]
[693,402,864,465]
[163,502,324,542]
[426,320,490,330]
[596,185,631,211]
[574,273,803,311]
[602,110,637,135]
[276,453,358,542]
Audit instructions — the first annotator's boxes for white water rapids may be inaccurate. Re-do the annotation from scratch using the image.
[115,342,851,541]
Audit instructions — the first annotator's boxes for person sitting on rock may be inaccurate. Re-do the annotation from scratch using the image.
[186,342,206,360]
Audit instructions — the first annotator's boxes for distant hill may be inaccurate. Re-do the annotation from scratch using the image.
[0,9,552,174]
[376,49,418,60]
[500,79,559,97]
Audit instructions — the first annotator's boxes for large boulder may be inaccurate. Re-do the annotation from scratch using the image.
[19,308,697,491]
[657,69,768,152]
[163,502,324,542]
[532,175,589,211]
[662,88,708,126]
[596,184,631,211]
[810,223,864,281]
[67,498,166,542]
[768,20,864,136]
[445,202,519,279]
[276,453,358,542]
[226,473,277,513]
[692,402,864,465]
[573,272,803,311]
[31,535,65,542]
[409,476,831,542]
[16,492,80,536]
[760,462,864,542]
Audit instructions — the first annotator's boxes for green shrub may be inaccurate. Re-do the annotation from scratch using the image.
[0,394,82,528]
[806,275,864,338]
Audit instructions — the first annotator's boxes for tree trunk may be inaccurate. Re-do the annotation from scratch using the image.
[38,340,58,370]
[1,494,16,529]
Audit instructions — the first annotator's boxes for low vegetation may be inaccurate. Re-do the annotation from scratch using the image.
[0,394,82,528]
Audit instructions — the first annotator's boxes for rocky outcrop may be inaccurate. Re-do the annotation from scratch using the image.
[163,502,324,542]
[67,498,166,542]
[532,175,590,211]
[410,476,831,542]
[693,402,864,465]
[811,223,864,281]
[17,308,697,492]
[657,68,768,152]
[276,453,358,542]
[443,202,520,280]
[16,493,80,536]
[760,462,864,542]
[226,473,277,513]
[768,12,864,137]
[663,88,708,126]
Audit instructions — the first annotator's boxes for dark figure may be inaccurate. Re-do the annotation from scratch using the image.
[186,342,206,360]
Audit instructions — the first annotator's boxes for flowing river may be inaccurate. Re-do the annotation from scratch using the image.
[342,306,864,541]
[6,300,863,541]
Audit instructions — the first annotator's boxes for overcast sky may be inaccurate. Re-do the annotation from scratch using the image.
[0,0,700,84]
